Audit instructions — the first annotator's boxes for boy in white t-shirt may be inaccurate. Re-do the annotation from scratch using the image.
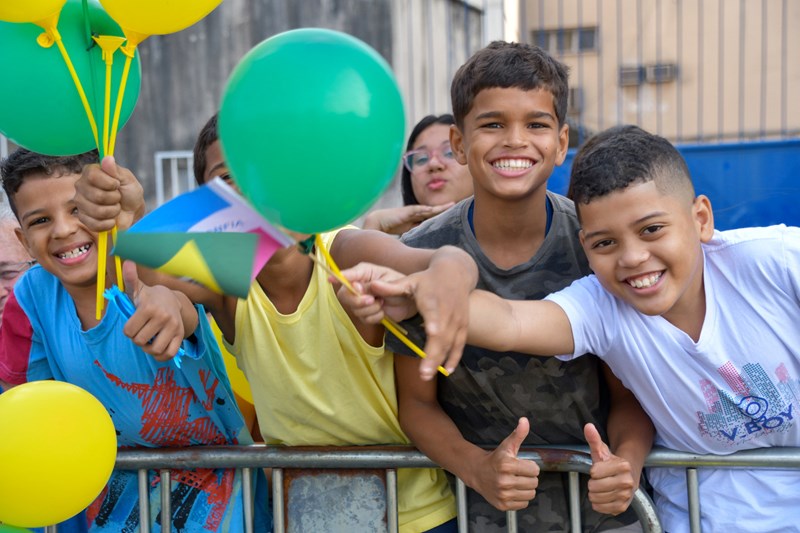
[342,125,800,533]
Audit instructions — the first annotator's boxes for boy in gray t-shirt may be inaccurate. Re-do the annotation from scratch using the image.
[386,41,651,531]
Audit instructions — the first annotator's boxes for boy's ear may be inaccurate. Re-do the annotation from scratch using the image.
[693,194,715,243]
[14,226,32,256]
[555,123,570,165]
[450,124,468,165]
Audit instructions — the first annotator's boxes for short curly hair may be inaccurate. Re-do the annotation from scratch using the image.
[0,148,98,219]
[568,125,694,213]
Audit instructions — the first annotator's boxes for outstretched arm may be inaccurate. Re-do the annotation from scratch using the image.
[466,290,575,356]
[362,203,454,235]
[395,355,540,510]
[340,264,575,365]
[333,229,477,377]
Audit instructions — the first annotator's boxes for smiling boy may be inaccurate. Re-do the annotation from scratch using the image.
[353,124,800,533]
[0,148,270,531]
[381,42,650,531]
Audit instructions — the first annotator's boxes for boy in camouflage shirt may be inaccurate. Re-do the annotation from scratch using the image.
[388,41,652,531]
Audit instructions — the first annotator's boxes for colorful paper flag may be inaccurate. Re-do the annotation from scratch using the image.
[114,178,295,298]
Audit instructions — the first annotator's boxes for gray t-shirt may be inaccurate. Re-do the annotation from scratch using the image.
[390,193,638,532]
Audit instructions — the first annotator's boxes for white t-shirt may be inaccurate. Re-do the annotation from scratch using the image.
[547,225,800,533]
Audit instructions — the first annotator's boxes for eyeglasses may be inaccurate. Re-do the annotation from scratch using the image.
[0,260,36,282]
[210,173,234,185]
[402,143,456,172]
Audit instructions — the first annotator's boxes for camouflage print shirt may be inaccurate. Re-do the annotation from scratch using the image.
[389,193,639,532]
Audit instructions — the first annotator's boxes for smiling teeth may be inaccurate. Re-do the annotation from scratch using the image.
[628,273,661,288]
[58,244,90,259]
[493,158,532,170]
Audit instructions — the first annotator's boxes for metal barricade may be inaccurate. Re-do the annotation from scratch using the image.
[110,445,661,533]
[644,446,800,533]
[38,444,800,531]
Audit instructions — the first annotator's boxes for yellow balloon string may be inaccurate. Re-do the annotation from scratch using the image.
[42,27,100,149]
[96,232,108,319]
[111,226,123,291]
[91,35,125,319]
[108,50,134,156]
[312,234,449,377]
[104,39,143,298]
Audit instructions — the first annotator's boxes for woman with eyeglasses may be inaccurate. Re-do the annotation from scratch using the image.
[363,114,473,235]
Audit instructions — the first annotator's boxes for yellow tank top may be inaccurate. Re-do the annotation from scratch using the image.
[227,230,455,531]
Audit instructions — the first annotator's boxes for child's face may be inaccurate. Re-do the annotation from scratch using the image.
[450,87,568,201]
[578,181,714,328]
[13,173,99,291]
[203,140,240,194]
[407,123,473,207]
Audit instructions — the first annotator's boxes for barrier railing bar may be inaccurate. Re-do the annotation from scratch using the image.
[160,469,171,532]
[569,470,581,533]
[138,468,150,533]
[506,509,517,533]
[242,466,253,533]
[272,468,284,533]
[387,468,399,533]
[456,478,468,533]
[686,468,701,533]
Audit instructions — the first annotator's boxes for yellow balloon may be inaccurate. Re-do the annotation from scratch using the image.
[211,318,254,405]
[0,0,66,23]
[99,0,222,36]
[0,381,117,528]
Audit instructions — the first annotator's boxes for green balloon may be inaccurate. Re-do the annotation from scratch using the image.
[219,28,405,234]
[0,0,141,155]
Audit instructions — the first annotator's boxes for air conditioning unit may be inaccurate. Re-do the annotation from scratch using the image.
[619,66,644,87]
[645,63,677,83]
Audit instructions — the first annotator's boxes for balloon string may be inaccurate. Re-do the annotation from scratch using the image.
[96,232,108,320]
[112,226,123,292]
[53,35,100,150]
[312,234,449,377]
[108,52,134,156]
[96,45,114,319]
[102,53,112,158]
[108,51,136,293]
[92,35,128,315]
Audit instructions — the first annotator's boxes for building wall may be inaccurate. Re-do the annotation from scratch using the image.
[523,0,800,143]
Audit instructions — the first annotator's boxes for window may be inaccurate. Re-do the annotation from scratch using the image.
[531,27,597,54]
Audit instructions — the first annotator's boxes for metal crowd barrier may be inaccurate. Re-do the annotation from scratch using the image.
[44,445,800,532]
[110,445,660,533]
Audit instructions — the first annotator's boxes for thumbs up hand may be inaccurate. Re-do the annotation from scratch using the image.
[120,261,192,362]
[470,417,540,511]
[585,423,637,516]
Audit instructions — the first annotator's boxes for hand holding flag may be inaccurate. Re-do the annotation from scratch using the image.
[114,178,294,298]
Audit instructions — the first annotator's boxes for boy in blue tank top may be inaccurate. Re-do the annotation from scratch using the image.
[0,149,270,532]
